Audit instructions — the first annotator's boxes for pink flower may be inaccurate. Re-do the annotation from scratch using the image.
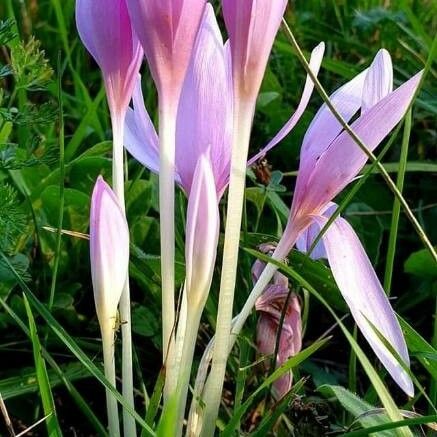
[222,0,288,101]
[264,50,422,396]
[76,0,143,120]
[125,0,206,103]
[254,246,302,400]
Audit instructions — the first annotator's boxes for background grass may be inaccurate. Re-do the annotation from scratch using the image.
[0,0,436,435]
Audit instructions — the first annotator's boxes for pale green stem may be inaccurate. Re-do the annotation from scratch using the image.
[158,97,178,401]
[111,116,136,437]
[102,323,121,437]
[199,102,255,436]
[384,109,412,295]
[174,307,203,437]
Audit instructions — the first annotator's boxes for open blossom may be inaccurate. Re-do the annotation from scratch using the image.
[76,0,143,121]
[253,245,302,400]
[124,4,325,198]
[124,4,232,198]
[261,49,422,396]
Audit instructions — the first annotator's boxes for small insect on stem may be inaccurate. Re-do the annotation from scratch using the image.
[252,158,272,186]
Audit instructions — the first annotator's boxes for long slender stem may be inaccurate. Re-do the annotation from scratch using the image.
[174,308,203,437]
[199,102,254,436]
[158,97,177,401]
[102,325,121,437]
[384,109,412,295]
[48,53,65,311]
[282,20,437,264]
[112,117,136,437]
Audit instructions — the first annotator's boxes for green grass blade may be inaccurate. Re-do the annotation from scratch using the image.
[222,337,330,437]
[0,297,108,435]
[384,109,412,295]
[23,294,63,437]
[0,251,156,437]
[342,414,437,437]
[49,52,66,310]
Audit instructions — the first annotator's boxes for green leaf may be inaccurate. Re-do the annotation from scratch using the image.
[399,317,437,381]
[24,295,63,437]
[319,385,393,436]
[404,248,437,279]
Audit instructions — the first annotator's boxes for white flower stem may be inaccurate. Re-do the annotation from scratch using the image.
[112,116,136,437]
[102,323,121,437]
[174,306,203,436]
[199,102,254,436]
[194,237,298,436]
[158,98,178,401]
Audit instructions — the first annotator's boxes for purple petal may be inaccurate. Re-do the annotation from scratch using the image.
[300,71,422,215]
[291,69,368,214]
[126,0,206,99]
[296,203,337,259]
[90,176,130,325]
[223,0,287,99]
[124,75,162,175]
[248,42,325,165]
[313,214,413,396]
[185,154,220,307]
[76,0,143,116]
[176,4,232,197]
[362,49,393,113]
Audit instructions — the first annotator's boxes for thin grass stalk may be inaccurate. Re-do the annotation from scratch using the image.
[281,20,437,263]
[48,52,65,311]
[111,117,136,437]
[384,109,412,294]
[199,101,255,436]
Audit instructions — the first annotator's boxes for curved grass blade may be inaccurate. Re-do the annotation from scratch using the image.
[222,337,330,437]
[384,109,412,295]
[0,250,155,437]
[0,296,108,435]
[23,294,63,437]
[342,414,437,437]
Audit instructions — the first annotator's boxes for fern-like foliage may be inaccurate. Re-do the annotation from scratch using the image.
[0,19,16,45]
[0,185,26,252]
[11,37,53,91]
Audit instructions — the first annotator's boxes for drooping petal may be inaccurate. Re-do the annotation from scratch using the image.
[291,69,368,214]
[185,155,220,308]
[124,75,161,175]
[300,71,422,215]
[256,290,302,400]
[296,203,337,259]
[248,42,325,166]
[312,214,413,396]
[90,176,130,327]
[222,0,287,100]
[176,4,232,197]
[126,0,206,100]
[362,49,393,113]
[76,0,143,117]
